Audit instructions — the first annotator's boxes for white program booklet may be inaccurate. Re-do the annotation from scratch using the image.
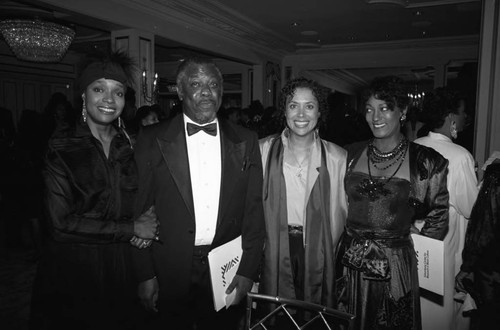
[411,233,444,295]
[208,235,242,311]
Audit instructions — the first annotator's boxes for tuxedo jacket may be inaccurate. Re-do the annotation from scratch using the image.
[131,113,265,309]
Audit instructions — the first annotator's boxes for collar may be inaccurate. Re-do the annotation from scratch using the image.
[427,131,452,143]
[281,127,319,147]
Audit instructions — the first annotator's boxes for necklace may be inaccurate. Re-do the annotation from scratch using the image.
[289,143,311,178]
[368,137,408,170]
[356,143,408,201]
[296,159,308,178]
[368,137,408,163]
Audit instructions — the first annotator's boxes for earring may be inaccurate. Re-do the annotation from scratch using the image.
[450,121,458,139]
[400,114,406,123]
[82,101,87,123]
[118,117,123,128]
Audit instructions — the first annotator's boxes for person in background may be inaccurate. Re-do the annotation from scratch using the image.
[131,57,265,330]
[150,103,165,121]
[0,107,16,245]
[135,105,161,127]
[335,76,449,329]
[455,159,500,330]
[122,87,138,129]
[403,106,425,142]
[258,78,347,317]
[0,106,15,203]
[42,92,76,140]
[219,106,242,125]
[12,109,46,252]
[29,51,159,330]
[414,87,479,330]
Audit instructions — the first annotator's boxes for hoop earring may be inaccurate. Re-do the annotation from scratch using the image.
[82,101,87,123]
[450,121,458,139]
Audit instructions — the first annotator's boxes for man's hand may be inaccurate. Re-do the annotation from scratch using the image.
[225,274,253,305]
[138,277,159,312]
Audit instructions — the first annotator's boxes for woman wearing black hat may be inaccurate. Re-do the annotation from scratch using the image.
[29,51,158,330]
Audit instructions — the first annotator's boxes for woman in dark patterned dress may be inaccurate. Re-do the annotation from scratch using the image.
[335,76,449,329]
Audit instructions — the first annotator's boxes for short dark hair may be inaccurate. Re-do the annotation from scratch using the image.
[278,77,330,128]
[175,57,223,87]
[421,87,466,130]
[362,76,410,112]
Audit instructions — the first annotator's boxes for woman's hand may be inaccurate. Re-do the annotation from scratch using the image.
[134,205,159,240]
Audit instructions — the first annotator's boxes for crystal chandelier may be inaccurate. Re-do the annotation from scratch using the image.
[408,85,425,110]
[0,18,75,63]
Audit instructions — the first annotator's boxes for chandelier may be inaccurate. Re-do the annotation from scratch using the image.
[0,19,75,63]
[408,86,425,110]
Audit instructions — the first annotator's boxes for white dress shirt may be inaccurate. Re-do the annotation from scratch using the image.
[184,114,221,246]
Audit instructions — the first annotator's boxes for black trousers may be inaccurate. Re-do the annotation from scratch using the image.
[145,245,245,330]
[288,228,305,301]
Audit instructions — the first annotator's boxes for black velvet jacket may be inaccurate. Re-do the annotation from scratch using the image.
[43,123,137,243]
[461,162,500,272]
[346,140,449,240]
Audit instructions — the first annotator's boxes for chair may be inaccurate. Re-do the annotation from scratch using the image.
[245,292,355,330]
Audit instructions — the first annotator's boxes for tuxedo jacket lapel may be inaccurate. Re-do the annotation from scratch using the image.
[157,115,195,220]
[217,120,246,227]
[155,116,247,230]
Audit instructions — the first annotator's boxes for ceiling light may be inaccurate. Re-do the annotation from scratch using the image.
[0,18,75,63]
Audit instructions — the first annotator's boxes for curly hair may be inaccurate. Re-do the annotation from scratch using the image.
[362,76,410,112]
[420,87,465,130]
[277,77,330,129]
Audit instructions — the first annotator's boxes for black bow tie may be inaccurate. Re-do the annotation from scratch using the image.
[186,122,217,136]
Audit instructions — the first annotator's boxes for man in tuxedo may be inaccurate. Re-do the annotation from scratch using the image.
[131,58,265,329]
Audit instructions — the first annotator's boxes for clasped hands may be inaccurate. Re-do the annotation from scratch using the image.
[130,205,159,249]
